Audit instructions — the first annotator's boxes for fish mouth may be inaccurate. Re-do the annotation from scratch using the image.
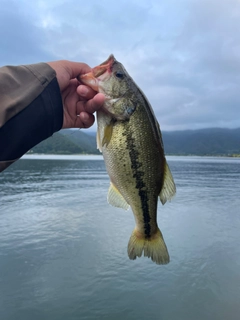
[79,54,115,91]
[95,54,115,76]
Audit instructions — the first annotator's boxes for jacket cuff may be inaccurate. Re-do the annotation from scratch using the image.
[0,77,63,163]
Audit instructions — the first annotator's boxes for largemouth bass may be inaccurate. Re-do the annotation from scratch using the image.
[80,55,176,265]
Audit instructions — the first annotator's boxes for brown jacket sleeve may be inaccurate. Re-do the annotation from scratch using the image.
[0,63,63,172]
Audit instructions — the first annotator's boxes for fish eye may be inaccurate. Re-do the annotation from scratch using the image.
[115,71,124,79]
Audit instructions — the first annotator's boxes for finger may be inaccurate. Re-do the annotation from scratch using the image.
[62,61,91,79]
[76,93,105,115]
[82,93,105,114]
[78,112,95,128]
[77,85,98,100]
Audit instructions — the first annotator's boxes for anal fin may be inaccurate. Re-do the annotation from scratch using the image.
[159,160,176,205]
[107,183,129,210]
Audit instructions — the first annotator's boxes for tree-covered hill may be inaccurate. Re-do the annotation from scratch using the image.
[60,129,99,154]
[163,128,240,156]
[29,128,240,156]
[29,132,84,154]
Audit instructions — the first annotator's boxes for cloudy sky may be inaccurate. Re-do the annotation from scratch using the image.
[1,0,240,130]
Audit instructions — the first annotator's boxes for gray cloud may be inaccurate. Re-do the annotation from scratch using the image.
[0,0,239,130]
[0,0,55,65]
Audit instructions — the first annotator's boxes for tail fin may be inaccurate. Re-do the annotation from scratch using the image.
[127,228,170,265]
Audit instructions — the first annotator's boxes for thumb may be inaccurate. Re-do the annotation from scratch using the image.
[47,60,92,91]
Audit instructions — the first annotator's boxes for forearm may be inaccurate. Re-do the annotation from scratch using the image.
[0,63,63,172]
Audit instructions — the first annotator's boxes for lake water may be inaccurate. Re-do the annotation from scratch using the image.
[0,155,240,320]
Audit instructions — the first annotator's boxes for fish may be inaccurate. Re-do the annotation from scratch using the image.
[80,55,176,265]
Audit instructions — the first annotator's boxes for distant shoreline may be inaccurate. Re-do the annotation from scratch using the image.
[22,154,104,160]
[22,154,240,160]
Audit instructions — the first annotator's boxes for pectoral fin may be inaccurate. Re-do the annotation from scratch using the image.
[102,122,114,147]
[159,160,176,205]
[107,183,129,210]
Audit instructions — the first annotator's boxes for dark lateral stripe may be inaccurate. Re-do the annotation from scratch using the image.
[124,129,151,238]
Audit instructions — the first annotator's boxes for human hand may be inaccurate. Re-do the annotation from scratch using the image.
[47,60,105,129]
